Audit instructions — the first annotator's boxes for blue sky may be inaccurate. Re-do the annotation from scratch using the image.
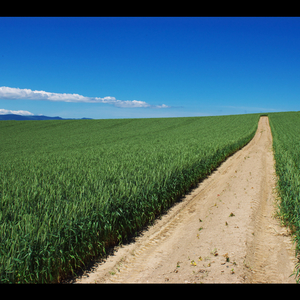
[0,17,300,119]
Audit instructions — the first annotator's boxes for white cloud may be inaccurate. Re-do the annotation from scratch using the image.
[0,86,169,109]
[155,104,169,108]
[0,108,34,115]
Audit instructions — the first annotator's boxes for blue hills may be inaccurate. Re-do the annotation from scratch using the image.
[0,114,92,121]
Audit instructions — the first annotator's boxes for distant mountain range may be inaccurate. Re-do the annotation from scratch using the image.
[0,114,92,121]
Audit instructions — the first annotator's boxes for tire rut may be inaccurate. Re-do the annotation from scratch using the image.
[244,118,297,283]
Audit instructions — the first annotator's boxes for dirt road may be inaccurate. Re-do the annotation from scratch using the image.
[74,116,297,283]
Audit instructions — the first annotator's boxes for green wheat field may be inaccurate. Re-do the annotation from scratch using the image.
[1,112,300,283]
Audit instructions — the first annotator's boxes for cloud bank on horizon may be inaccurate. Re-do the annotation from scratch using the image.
[0,86,169,109]
[0,108,34,116]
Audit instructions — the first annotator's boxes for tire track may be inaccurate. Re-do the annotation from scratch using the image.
[244,117,297,283]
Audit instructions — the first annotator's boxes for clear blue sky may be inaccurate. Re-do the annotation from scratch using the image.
[0,17,300,119]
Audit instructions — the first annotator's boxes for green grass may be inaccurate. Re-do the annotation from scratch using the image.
[268,111,300,281]
[0,114,259,283]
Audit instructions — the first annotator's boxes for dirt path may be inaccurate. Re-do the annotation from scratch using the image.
[74,116,297,283]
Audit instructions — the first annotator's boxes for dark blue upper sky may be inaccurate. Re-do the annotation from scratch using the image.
[0,17,299,119]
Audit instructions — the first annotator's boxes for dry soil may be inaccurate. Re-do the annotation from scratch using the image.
[74,116,298,283]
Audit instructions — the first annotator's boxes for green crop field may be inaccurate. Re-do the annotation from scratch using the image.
[269,111,300,281]
[0,114,260,283]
